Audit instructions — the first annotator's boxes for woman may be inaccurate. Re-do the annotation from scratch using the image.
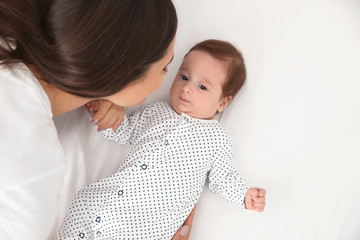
[0,1,193,239]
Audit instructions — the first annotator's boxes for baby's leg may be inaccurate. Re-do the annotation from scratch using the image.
[57,185,110,239]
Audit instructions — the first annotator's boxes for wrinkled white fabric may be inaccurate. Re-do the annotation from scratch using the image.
[0,63,66,240]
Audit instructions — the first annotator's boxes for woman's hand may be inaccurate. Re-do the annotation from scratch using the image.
[244,187,266,212]
[85,99,125,131]
[172,206,196,240]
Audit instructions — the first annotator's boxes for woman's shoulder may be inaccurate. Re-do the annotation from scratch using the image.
[1,62,54,133]
[0,63,65,194]
[1,62,52,115]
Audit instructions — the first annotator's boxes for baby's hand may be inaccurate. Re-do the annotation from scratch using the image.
[244,187,266,212]
[85,99,125,131]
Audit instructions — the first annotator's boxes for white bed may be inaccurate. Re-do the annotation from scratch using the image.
[53,0,360,239]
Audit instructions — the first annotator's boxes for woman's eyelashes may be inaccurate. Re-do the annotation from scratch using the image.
[163,66,168,72]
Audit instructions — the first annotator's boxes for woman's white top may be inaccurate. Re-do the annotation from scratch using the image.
[0,63,66,239]
[58,101,248,240]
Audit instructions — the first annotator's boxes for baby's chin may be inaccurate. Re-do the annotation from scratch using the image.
[171,105,183,115]
[173,106,215,120]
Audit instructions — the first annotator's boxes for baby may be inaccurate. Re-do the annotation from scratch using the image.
[57,40,266,240]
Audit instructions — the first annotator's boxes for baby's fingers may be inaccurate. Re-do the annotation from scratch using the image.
[86,100,100,111]
[257,188,267,197]
[254,196,266,203]
[96,116,115,131]
[96,104,125,131]
[253,205,265,212]
[112,114,124,131]
[92,100,112,121]
[85,100,99,116]
[245,187,266,212]
[252,194,266,212]
[253,199,266,212]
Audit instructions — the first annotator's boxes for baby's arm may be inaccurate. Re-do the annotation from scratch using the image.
[208,134,266,211]
[86,99,151,145]
[85,99,125,131]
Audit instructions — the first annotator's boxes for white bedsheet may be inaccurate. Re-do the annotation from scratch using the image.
[53,0,360,239]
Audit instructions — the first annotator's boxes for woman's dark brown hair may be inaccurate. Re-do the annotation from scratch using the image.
[186,39,246,99]
[0,0,177,98]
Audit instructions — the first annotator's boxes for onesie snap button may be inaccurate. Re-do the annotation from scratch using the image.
[96,231,101,236]
[183,115,190,123]
[118,190,124,196]
[164,140,169,146]
[79,232,85,238]
[95,216,101,222]
[140,164,148,170]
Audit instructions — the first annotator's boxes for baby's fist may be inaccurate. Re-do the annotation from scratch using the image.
[244,187,266,212]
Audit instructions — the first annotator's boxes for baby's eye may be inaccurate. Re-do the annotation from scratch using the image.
[199,84,207,91]
[180,74,189,81]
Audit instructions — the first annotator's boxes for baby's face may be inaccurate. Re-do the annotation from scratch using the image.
[170,50,231,119]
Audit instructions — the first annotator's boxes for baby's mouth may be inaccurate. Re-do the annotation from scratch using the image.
[179,96,190,103]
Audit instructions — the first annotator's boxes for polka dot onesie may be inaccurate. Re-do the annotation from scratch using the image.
[57,101,249,240]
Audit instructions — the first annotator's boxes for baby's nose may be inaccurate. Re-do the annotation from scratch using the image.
[182,82,193,94]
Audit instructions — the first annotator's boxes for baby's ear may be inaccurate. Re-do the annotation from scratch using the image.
[217,95,232,112]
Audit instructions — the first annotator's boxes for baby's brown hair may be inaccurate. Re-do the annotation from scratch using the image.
[186,39,246,99]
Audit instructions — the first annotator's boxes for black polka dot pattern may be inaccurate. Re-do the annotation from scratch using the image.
[57,101,249,240]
